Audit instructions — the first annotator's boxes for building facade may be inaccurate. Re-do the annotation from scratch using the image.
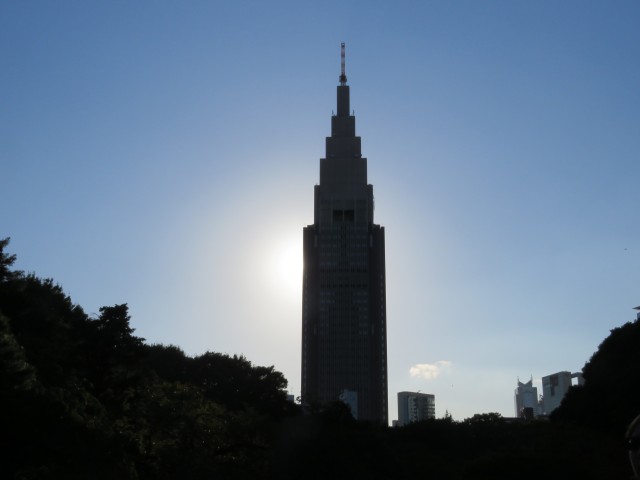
[301,45,388,424]
[541,371,584,415]
[397,391,435,426]
[514,378,541,418]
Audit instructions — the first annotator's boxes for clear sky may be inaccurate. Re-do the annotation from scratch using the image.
[2,1,639,422]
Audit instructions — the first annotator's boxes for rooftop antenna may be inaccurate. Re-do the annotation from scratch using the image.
[339,42,347,86]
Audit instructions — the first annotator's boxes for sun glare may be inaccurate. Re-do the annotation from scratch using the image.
[271,238,303,296]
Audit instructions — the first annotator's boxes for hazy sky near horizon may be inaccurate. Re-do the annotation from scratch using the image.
[2,1,639,421]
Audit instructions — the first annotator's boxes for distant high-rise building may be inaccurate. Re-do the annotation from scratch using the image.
[301,44,388,424]
[541,371,584,415]
[514,377,540,417]
[397,391,435,426]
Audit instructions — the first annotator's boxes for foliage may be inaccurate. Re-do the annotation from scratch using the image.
[274,415,626,479]
[552,317,640,437]
[0,312,37,393]
[0,238,295,479]
[0,237,636,478]
[0,237,19,281]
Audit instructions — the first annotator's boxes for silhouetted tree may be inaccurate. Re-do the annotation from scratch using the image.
[186,351,294,418]
[0,237,20,281]
[552,317,640,437]
[84,304,145,395]
[0,312,37,393]
[0,239,296,478]
[140,343,189,380]
[3,235,632,479]
[463,411,505,425]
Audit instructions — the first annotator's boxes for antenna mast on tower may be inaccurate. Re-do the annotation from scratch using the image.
[339,42,347,86]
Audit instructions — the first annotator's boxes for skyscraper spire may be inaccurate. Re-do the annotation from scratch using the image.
[336,43,350,118]
[302,46,388,424]
[339,42,347,86]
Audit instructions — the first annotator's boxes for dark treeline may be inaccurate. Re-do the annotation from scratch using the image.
[1,237,638,479]
[0,238,297,479]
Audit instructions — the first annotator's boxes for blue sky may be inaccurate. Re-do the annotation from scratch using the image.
[2,1,639,421]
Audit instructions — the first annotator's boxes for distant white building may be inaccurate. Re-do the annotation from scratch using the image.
[397,391,435,426]
[514,378,540,418]
[541,371,584,415]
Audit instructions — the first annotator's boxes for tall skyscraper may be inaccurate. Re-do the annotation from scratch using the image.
[301,44,388,424]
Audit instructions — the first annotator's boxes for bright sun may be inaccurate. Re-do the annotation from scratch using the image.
[271,238,303,295]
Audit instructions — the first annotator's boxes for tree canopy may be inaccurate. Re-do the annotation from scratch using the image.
[1,237,636,479]
[0,238,296,479]
[552,316,640,436]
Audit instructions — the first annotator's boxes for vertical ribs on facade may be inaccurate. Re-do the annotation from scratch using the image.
[302,45,388,424]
